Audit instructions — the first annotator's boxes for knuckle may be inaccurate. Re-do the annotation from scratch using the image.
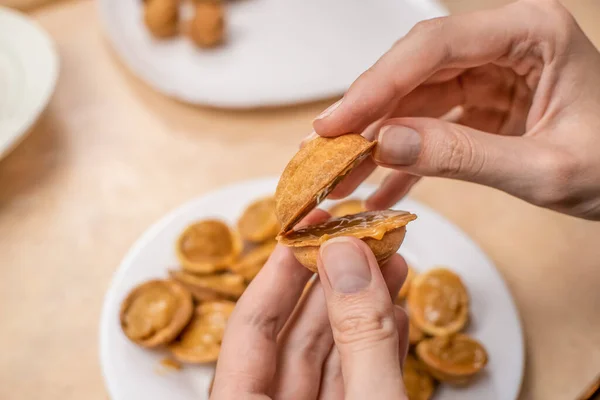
[523,0,578,45]
[409,17,446,36]
[288,326,331,364]
[529,150,580,207]
[241,308,280,340]
[430,126,482,178]
[332,299,397,348]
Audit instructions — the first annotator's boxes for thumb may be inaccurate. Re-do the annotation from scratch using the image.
[373,117,554,202]
[318,237,406,400]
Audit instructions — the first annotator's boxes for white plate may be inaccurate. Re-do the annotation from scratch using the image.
[97,0,447,108]
[100,177,524,400]
[0,7,59,160]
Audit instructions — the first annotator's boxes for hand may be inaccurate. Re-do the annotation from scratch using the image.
[211,211,410,400]
[312,0,600,220]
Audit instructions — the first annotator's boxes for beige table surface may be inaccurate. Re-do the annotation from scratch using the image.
[1,0,599,399]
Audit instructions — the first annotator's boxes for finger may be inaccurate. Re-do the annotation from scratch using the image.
[393,305,410,367]
[312,1,538,136]
[212,245,312,396]
[459,107,507,134]
[272,254,407,399]
[327,157,377,200]
[373,117,556,203]
[318,237,404,400]
[271,280,333,400]
[318,303,411,400]
[366,170,421,211]
[379,253,409,299]
[318,347,344,400]
[391,79,464,119]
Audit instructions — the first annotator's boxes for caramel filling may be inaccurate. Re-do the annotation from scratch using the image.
[426,335,487,370]
[413,270,466,327]
[280,210,416,245]
[123,287,178,340]
[179,221,234,262]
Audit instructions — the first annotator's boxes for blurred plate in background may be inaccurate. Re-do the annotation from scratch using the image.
[97,0,447,108]
[0,7,59,161]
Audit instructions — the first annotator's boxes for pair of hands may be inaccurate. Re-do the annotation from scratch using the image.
[211,210,410,399]
[213,1,600,399]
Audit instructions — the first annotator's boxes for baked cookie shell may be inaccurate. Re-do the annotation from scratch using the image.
[168,301,235,363]
[275,134,376,233]
[278,210,415,272]
[237,197,280,243]
[120,280,194,348]
[416,334,488,386]
[176,219,242,274]
[290,225,407,273]
[407,268,469,336]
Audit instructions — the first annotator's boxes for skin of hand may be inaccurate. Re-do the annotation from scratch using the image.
[310,0,600,220]
[210,210,410,400]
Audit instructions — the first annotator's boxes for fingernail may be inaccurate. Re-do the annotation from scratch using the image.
[375,125,421,165]
[320,237,371,293]
[300,131,318,148]
[314,99,342,122]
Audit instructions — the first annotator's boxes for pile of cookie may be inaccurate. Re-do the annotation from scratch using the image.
[143,0,226,48]
[396,266,489,400]
[120,195,488,400]
[120,196,279,364]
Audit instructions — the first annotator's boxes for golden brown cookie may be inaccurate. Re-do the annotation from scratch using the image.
[169,301,235,363]
[408,318,425,345]
[189,1,225,48]
[169,270,246,301]
[144,0,179,38]
[176,219,242,274]
[278,210,416,272]
[328,199,366,218]
[230,240,277,282]
[275,134,376,233]
[407,267,469,336]
[237,197,280,243]
[120,280,193,348]
[403,354,435,400]
[416,334,488,386]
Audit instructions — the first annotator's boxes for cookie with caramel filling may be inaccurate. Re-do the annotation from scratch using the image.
[416,334,488,385]
[278,210,416,272]
[407,268,469,336]
[328,199,366,218]
[169,270,246,301]
[275,134,376,233]
[169,301,235,363]
[176,219,242,274]
[237,197,279,243]
[230,240,277,282]
[120,280,193,348]
[275,134,416,271]
[403,354,435,400]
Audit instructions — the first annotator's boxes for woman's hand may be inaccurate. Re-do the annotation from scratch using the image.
[312,0,600,220]
[211,211,410,400]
